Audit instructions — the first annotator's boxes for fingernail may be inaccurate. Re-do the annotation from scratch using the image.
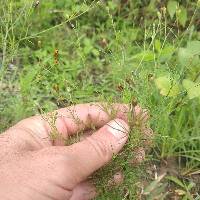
[107,119,129,140]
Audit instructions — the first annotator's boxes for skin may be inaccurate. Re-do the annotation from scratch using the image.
[0,103,150,200]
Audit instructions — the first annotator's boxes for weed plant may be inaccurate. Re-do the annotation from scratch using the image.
[1,0,200,198]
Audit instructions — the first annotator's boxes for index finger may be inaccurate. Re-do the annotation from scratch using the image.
[12,103,131,146]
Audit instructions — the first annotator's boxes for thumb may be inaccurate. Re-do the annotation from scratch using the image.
[62,118,129,189]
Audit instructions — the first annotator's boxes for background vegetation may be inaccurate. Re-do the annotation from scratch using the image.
[1,0,200,199]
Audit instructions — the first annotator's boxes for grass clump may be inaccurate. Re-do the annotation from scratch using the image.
[1,0,200,198]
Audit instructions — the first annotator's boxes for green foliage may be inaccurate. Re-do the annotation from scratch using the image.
[1,0,200,198]
[178,40,200,80]
[143,173,167,199]
[183,79,200,99]
[167,0,178,19]
[166,176,196,199]
[167,0,189,27]
[155,75,180,97]
[177,6,188,27]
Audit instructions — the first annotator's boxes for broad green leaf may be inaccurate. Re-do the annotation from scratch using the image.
[187,41,200,55]
[133,50,154,61]
[178,48,193,67]
[182,79,200,99]
[155,76,180,97]
[178,41,200,66]
[177,6,187,27]
[159,45,175,62]
[167,0,178,19]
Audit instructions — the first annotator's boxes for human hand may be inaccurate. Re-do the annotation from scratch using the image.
[0,103,150,200]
